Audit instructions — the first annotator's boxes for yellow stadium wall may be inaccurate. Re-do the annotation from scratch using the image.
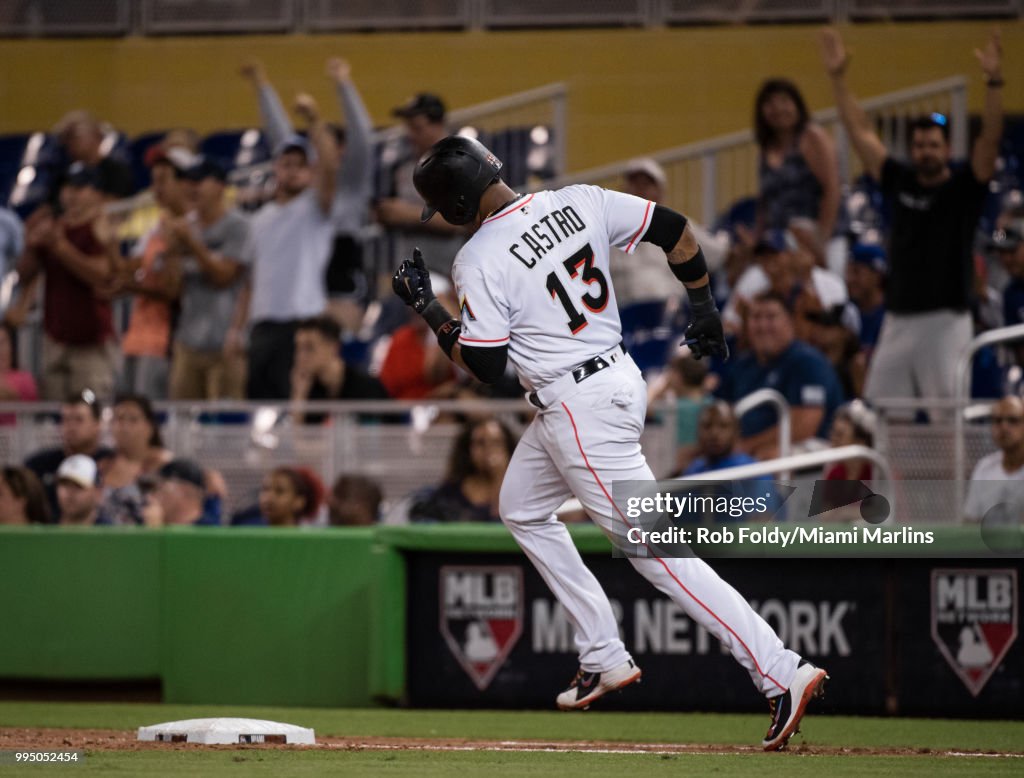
[0,20,1021,171]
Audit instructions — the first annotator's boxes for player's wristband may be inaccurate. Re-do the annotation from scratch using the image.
[435,320,462,358]
[421,299,462,357]
[669,247,708,284]
[686,282,718,316]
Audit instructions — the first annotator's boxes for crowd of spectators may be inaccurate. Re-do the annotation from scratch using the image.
[0,26,1020,526]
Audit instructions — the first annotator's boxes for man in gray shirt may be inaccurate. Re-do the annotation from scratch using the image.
[242,57,374,334]
[377,93,466,278]
[167,157,253,399]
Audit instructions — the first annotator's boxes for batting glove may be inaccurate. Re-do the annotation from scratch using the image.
[684,307,729,361]
[392,247,436,314]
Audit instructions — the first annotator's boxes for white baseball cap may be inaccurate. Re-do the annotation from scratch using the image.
[624,157,667,188]
[56,455,97,489]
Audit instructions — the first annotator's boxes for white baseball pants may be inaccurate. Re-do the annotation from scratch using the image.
[499,353,800,696]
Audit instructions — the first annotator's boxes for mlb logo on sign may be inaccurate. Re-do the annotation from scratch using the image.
[440,566,523,690]
[931,569,1018,697]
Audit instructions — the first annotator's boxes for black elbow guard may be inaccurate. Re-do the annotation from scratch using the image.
[641,204,688,253]
[461,344,508,384]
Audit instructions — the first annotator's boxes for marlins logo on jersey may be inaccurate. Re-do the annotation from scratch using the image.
[459,294,476,321]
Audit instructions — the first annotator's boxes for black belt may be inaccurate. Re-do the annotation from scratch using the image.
[528,342,625,410]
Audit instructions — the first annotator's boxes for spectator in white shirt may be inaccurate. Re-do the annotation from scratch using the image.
[965,396,1024,522]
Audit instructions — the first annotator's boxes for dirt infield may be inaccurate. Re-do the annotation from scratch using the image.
[3,727,1023,759]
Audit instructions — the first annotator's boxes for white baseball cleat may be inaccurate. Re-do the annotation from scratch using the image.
[555,659,642,710]
[762,660,829,752]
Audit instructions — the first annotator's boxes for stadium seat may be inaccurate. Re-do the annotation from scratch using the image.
[0,133,31,204]
[628,335,673,375]
[5,133,63,216]
[620,299,668,334]
[620,299,673,373]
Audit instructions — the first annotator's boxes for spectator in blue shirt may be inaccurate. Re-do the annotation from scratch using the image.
[683,401,765,477]
[845,242,887,351]
[995,218,1024,326]
[679,401,779,523]
[715,291,844,460]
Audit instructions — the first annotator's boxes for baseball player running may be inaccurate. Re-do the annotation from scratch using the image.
[393,136,827,751]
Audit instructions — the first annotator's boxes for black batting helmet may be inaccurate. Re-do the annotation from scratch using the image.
[413,135,503,226]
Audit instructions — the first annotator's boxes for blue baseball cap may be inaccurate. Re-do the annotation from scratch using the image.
[753,229,790,255]
[849,243,888,274]
[273,132,316,162]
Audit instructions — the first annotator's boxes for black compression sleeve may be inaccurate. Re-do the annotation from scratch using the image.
[640,204,688,253]
[460,344,508,384]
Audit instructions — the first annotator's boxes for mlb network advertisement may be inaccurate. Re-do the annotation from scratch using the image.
[407,557,1020,717]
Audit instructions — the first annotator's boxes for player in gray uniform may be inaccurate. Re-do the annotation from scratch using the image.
[393,136,827,751]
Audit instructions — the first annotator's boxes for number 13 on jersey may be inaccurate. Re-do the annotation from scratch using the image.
[545,243,609,335]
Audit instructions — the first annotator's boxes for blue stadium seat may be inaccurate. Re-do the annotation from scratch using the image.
[629,335,673,375]
[620,299,671,373]
[620,299,667,333]
[0,133,31,204]
[4,133,63,216]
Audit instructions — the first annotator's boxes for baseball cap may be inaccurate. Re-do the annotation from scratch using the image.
[182,155,227,182]
[392,93,446,122]
[753,229,790,256]
[624,158,667,189]
[273,132,316,162]
[158,458,205,490]
[989,219,1024,252]
[65,161,101,189]
[849,243,888,274]
[56,454,98,489]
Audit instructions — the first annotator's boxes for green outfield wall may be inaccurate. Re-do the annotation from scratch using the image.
[0,527,404,707]
[0,525,1020,712]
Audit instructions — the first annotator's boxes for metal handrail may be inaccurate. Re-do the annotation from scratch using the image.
[374,82,569,178]
[545,76,968,222]
[0,398,535,416]
[734,389,791,477]
[952,323,1024,513]
[556,445,893,517]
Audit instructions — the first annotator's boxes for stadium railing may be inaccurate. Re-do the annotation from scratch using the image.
[3,392,1002,524]
[0,397,678,513]
[952,322,1024,510]
[735,388,792,476]
[543,76,969,224]
[554,444,896,521]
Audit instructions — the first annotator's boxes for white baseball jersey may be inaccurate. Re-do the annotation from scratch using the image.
[452,185,654,390]
[448,182,803,702]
